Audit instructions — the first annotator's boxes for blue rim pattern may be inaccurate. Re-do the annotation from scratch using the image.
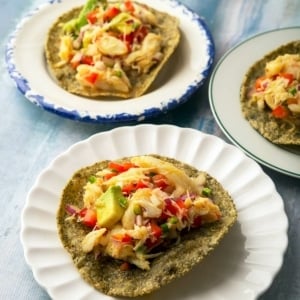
[5,0,214,123]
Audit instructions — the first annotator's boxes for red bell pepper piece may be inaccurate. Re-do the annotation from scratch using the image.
[84,72,98,84]
[82,208,97,228]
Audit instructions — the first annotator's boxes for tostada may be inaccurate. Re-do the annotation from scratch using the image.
[240,41,300,145]
[45,0,180,99]
[57,154,237,297]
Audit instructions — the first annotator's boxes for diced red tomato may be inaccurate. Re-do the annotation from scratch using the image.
[164,198,178,215]
[277,73,294,85]
[86,10,98,24]
[161,197,186,221]
[124,1,135,12]
[272,105,289,119]
[150,221,162,239]
[103,6,121,22]
[78,207,88,218]
[84,72,98,84]
[82,209,97,228]
[146,221,165,249]
[108,161,124,172]
[119,25,148,51]
[80,55,94,65]
[122,162,137,171]
[135,180,149,189]
[122,32,135,44]
[104,172,117,180]
[122,183,135,195]
[122,234,133,243]
[121,32,135,51]
[122,180,149,195]
[108,161,136,173]
[175,198,185,209]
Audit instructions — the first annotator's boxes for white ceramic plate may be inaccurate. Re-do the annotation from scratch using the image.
[6,0,214,123]
[21,124,288,300]
[209,27,300,178]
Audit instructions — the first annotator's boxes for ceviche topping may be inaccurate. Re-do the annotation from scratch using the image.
[249,54,300,119]
[65,156,222,270]
[57,0,165,94]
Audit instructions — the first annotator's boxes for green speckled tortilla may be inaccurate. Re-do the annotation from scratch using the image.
[240,41,300,145]
[45,2,180,99]
[57,155,237,297]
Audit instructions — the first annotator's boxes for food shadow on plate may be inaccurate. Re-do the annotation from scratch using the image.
[278,144,300,155]
[119,222,247,300]
[148,30,187,92]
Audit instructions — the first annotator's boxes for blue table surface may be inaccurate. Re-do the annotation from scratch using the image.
[1,0,300,299]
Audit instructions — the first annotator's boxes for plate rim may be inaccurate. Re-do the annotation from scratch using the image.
[20,124,288,300]
[5,0,215,123]
[209,26,300,179]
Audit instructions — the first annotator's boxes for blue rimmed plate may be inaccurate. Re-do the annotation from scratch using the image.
[6,0,214,123]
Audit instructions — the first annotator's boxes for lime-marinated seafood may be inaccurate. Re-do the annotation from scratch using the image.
[241,41,300,145]
[45,0,180,98]
[57,155,237,297]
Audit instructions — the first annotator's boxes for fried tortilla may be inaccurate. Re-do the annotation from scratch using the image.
[240,41,300,145]
[57,155,237,297]
[45,0,180,99]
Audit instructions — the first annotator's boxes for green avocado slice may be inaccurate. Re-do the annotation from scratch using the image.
[95,185,127,228]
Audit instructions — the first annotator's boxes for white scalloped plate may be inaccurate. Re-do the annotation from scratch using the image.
[6,0,214,123]
[21,124,288,300]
